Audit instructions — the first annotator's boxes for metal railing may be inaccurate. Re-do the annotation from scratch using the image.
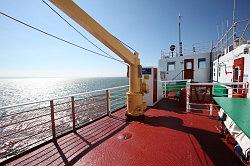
[212,19,250,61]
[171,70,184,80]
[0,85,128,162]
[186,82,249,116]
[161,80,190,98]
[160,41,212,59]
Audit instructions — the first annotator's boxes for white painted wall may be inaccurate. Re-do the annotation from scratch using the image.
[245,55,250,98]
[158,53,211,82]
[194,68,210,83]
[212,44,250,98]
[142,67,162,106]
[157,71,163,101]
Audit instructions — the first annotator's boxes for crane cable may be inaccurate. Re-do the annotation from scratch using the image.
[42,0,136,55]
[0,11,126,64]
[112,35,137,53]
[42,0,120,62]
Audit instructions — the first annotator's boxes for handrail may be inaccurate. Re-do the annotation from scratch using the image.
[160,41,211,58]
[0,84,128,162]
[161,79,191,83]
[212,18,250,61]
[185,82,249,116]
[161,79,190,98]
[0,85,129,110]
[172,70,184,80]
[189,82,248,86]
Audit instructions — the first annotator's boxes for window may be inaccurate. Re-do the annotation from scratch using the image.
[142,68,151,75]
[244,48,249,54]
[160,71,166,80]
[186,62,192,69]
[234,67,239,81]
[167,62,175,71]
[198,58,206,69]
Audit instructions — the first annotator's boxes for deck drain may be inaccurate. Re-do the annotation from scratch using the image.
[118,132,132,140]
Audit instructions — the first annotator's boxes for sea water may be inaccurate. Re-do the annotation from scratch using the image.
[0,77,128,160]
[0,77,128,107]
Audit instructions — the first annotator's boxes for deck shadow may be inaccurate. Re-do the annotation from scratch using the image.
[154,99,186,114]
[142,115,240,166]
[7,110,129,166]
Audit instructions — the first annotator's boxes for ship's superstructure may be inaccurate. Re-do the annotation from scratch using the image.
[157,13,250,165]
[212,18,250,97]
[158,15,212,83]
[213,44,250,94]
[159,49,211,82]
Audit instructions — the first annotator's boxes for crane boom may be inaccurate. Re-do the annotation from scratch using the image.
[50,0,147,118]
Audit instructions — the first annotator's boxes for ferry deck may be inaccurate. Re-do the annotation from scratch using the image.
[2,98,242,166]
[0,1,250,165]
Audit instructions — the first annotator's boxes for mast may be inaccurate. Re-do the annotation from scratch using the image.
[232,0,236,48]
[217,25,219,40]
[178,13,183,56]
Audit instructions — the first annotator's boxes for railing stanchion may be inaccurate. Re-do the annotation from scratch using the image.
[209,103,213,117]
[162,82,164,98]
[164,81,167,98]
[106,90,111,116]
[186,80,190,112]
[182,70,184,80]
[50,100,56,140]
[71,96,76,132]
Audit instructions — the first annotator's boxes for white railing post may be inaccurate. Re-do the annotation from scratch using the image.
[162,81,165,98]
[164,81,167,98]
[246,82,250,98]
[186,80,190,112]
[106,89,111,116]
[162,82,164,98]
[209,103,213,117]
[211,84,214,117]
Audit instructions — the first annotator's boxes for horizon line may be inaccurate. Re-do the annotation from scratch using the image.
[0,76,127,79]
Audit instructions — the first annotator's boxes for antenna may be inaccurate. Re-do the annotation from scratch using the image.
[222,21,224,37]
[233,0,236,24]
[178,13,183,56]
[217,25,219,40]
[232,0,236,48]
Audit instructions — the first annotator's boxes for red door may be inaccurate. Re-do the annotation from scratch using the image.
[153,68,157,103]
[184,59,194,79]
[233,57,245,98]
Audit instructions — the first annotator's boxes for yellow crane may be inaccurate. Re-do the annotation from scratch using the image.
[50,0,148,119]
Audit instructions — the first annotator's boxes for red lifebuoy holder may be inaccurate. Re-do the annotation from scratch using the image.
[190,85,213,104]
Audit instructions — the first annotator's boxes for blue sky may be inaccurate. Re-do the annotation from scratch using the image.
[0,0,249,77]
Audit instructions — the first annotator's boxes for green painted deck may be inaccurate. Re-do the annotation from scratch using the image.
[214,97,250,138]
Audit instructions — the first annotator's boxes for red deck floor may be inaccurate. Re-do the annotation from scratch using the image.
[6,99,238,166]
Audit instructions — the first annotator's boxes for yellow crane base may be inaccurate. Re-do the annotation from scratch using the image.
[125,92,147,121]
